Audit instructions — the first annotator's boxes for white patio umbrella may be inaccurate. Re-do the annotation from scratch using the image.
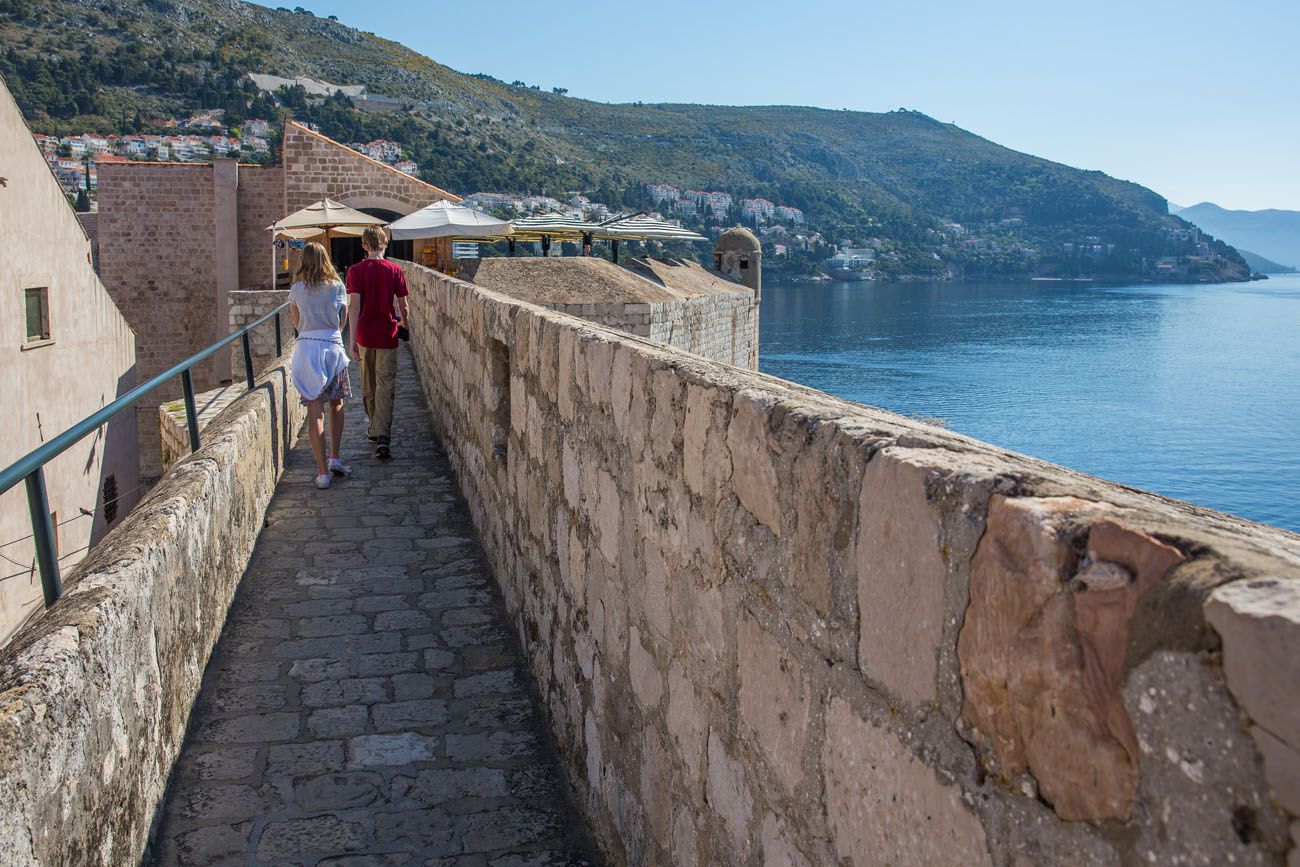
[266,198,387,287]
[267,198,386,238]
[387,200,512,241]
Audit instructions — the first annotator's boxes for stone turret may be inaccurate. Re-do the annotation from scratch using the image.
[714,226,761,300]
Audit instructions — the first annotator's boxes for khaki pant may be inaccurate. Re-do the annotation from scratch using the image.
[358,346,398,438]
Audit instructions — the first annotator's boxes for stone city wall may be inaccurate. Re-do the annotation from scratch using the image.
[0,352,305,865]
[401,261,1300,866]
[97,162,220,477]
[544,291,758,370]
[236,165,287,292]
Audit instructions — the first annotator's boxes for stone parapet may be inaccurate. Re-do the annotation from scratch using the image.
[400,261,1300,866]
[229,288,292,378]
[545,291,757,369]
[0,352,305,864]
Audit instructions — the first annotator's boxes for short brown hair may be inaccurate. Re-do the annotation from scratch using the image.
[362,225,388,251]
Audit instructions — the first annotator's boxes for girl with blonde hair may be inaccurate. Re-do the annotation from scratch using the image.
[289,242,353,489]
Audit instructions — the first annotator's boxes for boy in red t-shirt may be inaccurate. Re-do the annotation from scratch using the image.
[346,226,409,460]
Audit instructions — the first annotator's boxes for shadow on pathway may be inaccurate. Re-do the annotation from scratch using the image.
[149,347,599,866]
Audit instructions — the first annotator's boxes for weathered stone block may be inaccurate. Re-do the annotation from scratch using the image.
[738,611,810,795]
[445,731,538,763]
[257,815,367,859]
[667,664,706,782]
[1253,726,1300,816]
[958,496,1186,821]
[726,391,781,534]
[459,806,562,854]
[453,668,520,698]
[855,447,949,705]
[186,746,259,782]
[822,697,990,866]
[683,385,713,498]
[347,734,439,767]
[1126,651,1292,863]
[642,542,672,640]
[197,712,300,744]
[610,345,634,432]
[562,441,581,510]
[1206,578,1300,754]
[760,813,810,867]
[372,700,450,732]
[592,467,621,564]
[586,338,614,406]
[677,580,724,673]
[172,824,251,864]
[293,772,383,811]
[176,783,283,824]
[706,731,752,850]
[303,677,388,707]
[308,705,369,739]
[629,627,664,709]
[265,741,344,778]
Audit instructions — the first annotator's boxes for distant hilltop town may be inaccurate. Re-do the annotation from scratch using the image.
[644,184,805,226]
[32,112,417,198]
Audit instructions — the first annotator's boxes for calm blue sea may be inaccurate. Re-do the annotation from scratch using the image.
[758,273,1300,532]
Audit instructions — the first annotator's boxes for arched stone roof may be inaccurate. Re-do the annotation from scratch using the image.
[715,226,761,253]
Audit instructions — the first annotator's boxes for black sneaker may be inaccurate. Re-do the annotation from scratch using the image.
[367,435,378,443]
[375,436,392,460]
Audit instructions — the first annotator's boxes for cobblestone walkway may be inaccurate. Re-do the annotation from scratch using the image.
[150,348,597,867]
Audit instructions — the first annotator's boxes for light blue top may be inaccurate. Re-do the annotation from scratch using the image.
[289,280,348,333]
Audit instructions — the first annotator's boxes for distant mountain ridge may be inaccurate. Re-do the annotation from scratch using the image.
[0,0,1249,282]
[1176,202,1300,270]
[1237,249,1297,275]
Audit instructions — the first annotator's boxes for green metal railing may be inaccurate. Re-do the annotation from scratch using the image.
[0,303,289,608]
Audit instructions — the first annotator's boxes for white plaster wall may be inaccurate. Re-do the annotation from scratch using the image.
[0,77,139,645]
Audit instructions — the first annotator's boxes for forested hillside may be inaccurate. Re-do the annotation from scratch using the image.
[0,0,1249,281]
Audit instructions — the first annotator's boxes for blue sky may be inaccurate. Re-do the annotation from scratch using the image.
[261,0,1300,211]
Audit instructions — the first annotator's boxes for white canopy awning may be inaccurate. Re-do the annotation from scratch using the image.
[509,213,596,240]
[387,200,512,241]
[596,215,707,242]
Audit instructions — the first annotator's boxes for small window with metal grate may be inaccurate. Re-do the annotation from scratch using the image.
[103,475,119,524]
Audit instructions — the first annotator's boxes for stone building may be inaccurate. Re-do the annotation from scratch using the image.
[714,225,762,298]
[93,121,458,473]
[0,77,139,645]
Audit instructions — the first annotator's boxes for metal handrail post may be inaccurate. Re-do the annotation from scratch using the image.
[25,468,62,606]
[0,300,291,614]
[241,332,256,389]
[274,312,283,357]
[0,301,289,499]
[181,369,201,453]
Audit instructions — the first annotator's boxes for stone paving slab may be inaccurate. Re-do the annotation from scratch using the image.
[148,347,598,867]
